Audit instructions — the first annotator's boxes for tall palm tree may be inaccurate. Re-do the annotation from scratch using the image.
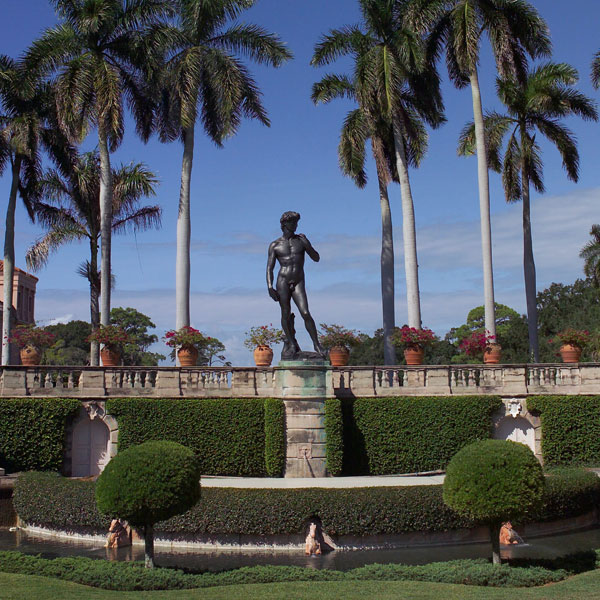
[580,225,600,286]
[0,56,74,364]
[311,0,445,363]
[24,0,170,330]
[154,0,292,331]
[312,75,402,365]
[426,0,551,341]
[26,152,161,365]
[459,63,598,360]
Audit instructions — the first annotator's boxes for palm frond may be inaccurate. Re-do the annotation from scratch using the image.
[311,74,356,104]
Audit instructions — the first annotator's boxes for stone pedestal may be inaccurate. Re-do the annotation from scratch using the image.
[279,359,329,478]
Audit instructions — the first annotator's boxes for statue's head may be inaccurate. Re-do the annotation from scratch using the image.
[280,211,300,233]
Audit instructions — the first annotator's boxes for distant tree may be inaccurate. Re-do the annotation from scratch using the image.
[198,337,228,367]
[350,330,385,366]
[443,439,544,564]
[459,63,598,360]
[96,441,200,569]
[42,320,91,366]
[110,307,165,366]
[580,225,600,286]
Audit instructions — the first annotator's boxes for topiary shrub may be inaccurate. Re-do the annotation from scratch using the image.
[443,440,545,565]
[96,441,201,568]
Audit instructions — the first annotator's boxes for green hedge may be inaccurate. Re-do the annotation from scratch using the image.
[324,398,343,476]
[264,399,285,477]
[0,398,80,472]
[527,396,600,466]
[0,551,575,591]
[341,396,503,475]
[106,398,269,477]
[15,468,599,537]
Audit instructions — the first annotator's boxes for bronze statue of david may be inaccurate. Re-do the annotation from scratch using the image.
[267,211,326,360]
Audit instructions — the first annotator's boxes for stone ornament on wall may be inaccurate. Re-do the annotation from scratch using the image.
[507,399,522,419]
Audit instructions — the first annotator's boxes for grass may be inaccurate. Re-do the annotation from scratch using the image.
[2,570,600,600]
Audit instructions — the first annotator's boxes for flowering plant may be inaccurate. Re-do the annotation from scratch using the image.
[8,324,55,349]
[459,331,497,357]
[244,325,285,349]
[164,326,210,349]
[392,326,437,348]
[319,323,362,350]
[87,325,131,349]
[551,329,590,348]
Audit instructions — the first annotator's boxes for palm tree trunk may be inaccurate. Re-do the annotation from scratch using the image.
[175,125,195,331]
[98,123,113,328]
[392,124,421,329]
[374,149,396,366]
[2,156,22,365]
[469,68,497,340]
[520,138,539,361]
[89,237,100,366]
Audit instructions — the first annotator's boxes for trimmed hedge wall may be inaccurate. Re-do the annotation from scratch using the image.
[106,398,269,477]
[0,398,80,472]
[324,398,343,476]
[14,468,599,537]
[341,396,503,475]
[264,399,285,477]
[527,396,600,466]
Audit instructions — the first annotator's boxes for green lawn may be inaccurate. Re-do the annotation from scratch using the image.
[2,570,600,600]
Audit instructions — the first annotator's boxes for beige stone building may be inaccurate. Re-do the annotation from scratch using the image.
[0,261,38,363]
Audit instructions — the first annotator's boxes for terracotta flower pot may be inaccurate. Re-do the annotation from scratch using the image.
[254,345,273,367]
[20,345,41,366]
[100,347,121,367]
[560,344,582,363]
[404,346,424,365]
[483,343,502,364]
[329,346,350,367]
[178,345,199,367]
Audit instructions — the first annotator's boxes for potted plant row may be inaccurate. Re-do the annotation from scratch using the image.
[392,326,437,365]
[551,329,590,363]
[8,324,55,366]
[459,330,501,364]
[163,326,212,367]
[87,325,131,366]
[319,323,361,366]
[244,325,285,367]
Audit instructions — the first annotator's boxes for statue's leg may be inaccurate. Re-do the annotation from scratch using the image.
[292,281,326,358]
[277,278,300,357]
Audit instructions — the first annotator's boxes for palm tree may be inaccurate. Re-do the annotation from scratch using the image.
[26,151,161,365]
[459,63,598,360]
[154,0,292,331]
[311,0,445,363]
[0,56,74,364]
[426,0,551,341]
[592,51,600,89]
[580,225,600,286]
[24,0,170,330]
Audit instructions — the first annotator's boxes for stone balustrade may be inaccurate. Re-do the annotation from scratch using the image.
[0,363,599,398]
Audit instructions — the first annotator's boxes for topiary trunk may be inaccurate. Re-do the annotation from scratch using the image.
[144,524,154,568]
[490,522,502,565]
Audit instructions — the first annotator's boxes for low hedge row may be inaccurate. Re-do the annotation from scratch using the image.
[14,468,599,537]
[0,398,80,472]
[0,551,580,591]
[106,398,284,477]
[527,396,600,466]
[340,396,503,475]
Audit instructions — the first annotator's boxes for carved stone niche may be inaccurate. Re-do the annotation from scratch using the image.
[84,401,105,421]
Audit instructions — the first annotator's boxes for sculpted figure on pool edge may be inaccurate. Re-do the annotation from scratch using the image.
[267,211,326,360]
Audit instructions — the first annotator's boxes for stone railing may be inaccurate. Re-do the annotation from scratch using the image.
[0,363,599,398]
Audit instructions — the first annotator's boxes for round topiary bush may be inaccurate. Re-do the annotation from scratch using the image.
[96,441,200,567]
[443,439,544,564]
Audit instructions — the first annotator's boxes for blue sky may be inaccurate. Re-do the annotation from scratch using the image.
[1,0,599,364]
